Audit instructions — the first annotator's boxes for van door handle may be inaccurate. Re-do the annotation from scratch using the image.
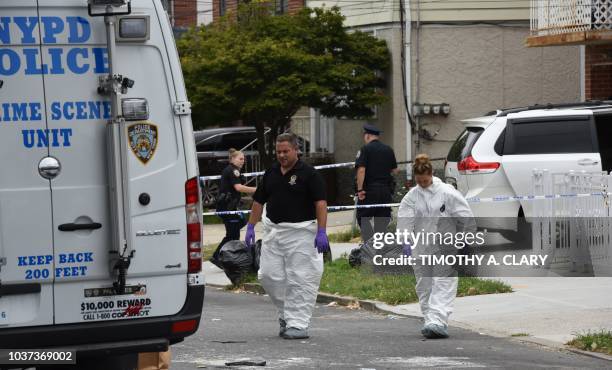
[578,159,599,166]
[58,222,102,231]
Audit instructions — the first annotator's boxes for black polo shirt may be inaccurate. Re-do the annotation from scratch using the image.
[355,139,397,189]
[253,160,326,224]
[219,164,242,196]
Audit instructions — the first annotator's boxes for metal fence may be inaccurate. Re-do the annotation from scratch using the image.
[532,169,612,275]
[530,0,612,36]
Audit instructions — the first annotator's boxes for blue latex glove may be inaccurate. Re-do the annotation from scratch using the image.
[245,223,256,249]
[402,242,412,256]
[314,228,330,254]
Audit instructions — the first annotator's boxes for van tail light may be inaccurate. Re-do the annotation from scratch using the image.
[458,155,500,174]
[185,177,202,273]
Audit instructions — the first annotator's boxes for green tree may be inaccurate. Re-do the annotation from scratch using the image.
[178,3,390,166]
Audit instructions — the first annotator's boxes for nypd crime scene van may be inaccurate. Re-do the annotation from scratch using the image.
[0,0,204,363]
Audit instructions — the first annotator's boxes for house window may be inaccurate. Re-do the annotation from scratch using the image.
[219,0,226,16]
[275,0,288,15]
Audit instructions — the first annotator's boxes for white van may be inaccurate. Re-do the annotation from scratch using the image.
[0,0,203,366]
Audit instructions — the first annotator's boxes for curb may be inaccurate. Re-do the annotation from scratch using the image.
[565,347,612,362]
[208,282,612,362]
[230,282,423,319]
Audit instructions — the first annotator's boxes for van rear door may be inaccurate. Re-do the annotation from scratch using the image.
[501,112,601,217]
[37,0,189,324]
[0,0,55,328]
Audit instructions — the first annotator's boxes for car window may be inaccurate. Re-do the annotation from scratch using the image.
[196,135,221,152]
[221,132,257,150]
[494,128,505,155]
[447,128,483,162]
[505,119,594,155]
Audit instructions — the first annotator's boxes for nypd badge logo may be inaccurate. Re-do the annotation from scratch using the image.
[289,175,297,185]
[233,169,240,177]
[128,123,158,164]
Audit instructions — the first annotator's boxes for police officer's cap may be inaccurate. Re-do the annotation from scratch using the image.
[363,123,382,135]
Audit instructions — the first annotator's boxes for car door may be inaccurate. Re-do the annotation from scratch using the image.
[0,0,55,328]
[501,112,601,217]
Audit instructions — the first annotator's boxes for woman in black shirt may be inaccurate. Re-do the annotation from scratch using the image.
[210,149,256,268]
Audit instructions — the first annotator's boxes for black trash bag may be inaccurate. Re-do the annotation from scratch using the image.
[348,248,362,267]
[218,240,253,285]
[251,239,262,272]
[350,237,406,274]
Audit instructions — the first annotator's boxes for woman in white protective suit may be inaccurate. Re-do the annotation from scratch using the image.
[398,154,475,339]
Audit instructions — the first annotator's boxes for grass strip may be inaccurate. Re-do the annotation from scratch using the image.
[319,258,513,305]
[567,331,612,355]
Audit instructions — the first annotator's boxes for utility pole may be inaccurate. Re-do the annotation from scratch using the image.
[403,0,413,182]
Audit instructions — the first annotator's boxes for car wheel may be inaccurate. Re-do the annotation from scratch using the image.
[501,216,532,247]
[202,181,219,208]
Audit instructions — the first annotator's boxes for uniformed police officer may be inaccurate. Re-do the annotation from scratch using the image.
[210,149,256,268]
[355,123,398,243]
[245,133,330,340]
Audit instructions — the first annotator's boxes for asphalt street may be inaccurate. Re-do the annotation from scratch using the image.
[171,288,609,369]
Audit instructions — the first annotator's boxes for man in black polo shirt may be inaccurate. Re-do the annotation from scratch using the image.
[355,123,398,243]
[244,133,329,340]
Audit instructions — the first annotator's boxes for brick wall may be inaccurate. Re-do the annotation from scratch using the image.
[173,0,197,28]
[212,0,304,22]
[287,0,305,15]
[585,45,612,100]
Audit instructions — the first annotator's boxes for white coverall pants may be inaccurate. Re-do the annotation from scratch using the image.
[413,251,458,328]
[258,217,324,330]
[398,176,474,328]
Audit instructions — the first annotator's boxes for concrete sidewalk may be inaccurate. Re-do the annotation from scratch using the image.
[204,239,612,349]
[381,276,612,347]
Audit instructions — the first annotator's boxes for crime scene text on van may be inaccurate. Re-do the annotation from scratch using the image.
[1,16,114,149]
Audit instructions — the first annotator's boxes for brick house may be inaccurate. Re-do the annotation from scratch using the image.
[584,45,612,100]
[161,0,212,29]
[213,0,305,22]
[527,1,612,100]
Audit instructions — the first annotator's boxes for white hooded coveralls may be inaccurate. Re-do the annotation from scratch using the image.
[258,216,324,330]
[398,177,475,328]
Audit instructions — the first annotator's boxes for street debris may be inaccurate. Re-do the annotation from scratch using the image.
[225,358,267,366]
[347,301,361,310]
